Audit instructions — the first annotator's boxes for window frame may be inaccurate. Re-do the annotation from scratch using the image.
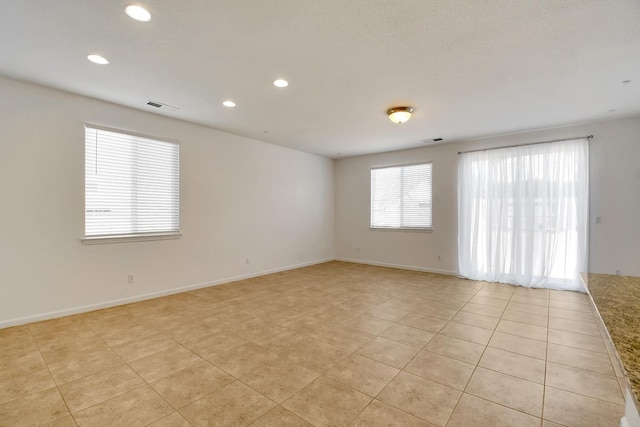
[370,161,433,231]
[82,124,181,245]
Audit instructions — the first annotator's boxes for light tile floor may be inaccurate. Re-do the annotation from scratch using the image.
[0,261,627,426]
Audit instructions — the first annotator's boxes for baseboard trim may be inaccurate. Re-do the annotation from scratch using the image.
[0,257,334,329]
[336,257,458,276]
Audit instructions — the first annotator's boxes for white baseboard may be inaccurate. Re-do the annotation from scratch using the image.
[0,257,334,329]
[622,388,640,427]
[336,257,458,276]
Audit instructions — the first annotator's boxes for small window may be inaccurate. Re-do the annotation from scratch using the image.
[371,163,432,229]
[84,125,180,242]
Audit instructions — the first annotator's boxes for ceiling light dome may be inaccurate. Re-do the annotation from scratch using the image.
[387,107,414,124]
[125,5,151,22]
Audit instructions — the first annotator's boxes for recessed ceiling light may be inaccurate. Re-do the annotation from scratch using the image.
[125,5,151,22]
[620,80,631,85]
[273,79,289,88]
[223,100,236,108]
[87,54,109,65]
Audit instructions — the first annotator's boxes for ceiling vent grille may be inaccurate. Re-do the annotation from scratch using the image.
[146,100,180,111]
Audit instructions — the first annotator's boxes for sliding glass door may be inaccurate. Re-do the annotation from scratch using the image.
[457,138,589,291]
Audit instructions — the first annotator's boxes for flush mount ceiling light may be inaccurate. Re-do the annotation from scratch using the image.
[87,54,109,65]
[273,79,289,88]
[125,5,151,22]
[387,106,414,124]
[222,100,236,107]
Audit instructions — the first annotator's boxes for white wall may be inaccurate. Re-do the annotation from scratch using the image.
[0,77,335,327]
[3,75,638,328]
[335,142,459,275]
[336,116,640,277]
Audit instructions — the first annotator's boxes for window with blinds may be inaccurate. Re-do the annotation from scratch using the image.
[84,125,180,241]
[371,163,432,229]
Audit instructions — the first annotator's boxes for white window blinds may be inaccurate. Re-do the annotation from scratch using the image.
[84,125,180,239]
[371,163,432,229]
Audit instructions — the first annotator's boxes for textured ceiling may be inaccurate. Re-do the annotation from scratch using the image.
[1,0,639,158]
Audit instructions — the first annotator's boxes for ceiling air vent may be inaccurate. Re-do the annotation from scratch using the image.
[421,137,444,145]
[146,100,180,111]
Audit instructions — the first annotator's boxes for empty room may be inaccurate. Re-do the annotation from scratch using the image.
[1,1,640,426]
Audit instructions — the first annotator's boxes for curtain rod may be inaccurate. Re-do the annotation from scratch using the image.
[457,135,593,155]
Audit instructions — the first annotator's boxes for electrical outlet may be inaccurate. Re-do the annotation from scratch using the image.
[356,247,360,253]
[128,274,134,283]
[437,255,442,261]
[245,258,250,264]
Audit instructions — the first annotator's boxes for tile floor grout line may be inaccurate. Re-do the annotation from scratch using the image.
[545,357,618,377]
[346,280,474,426]
[24,323,77,426]
[451,282,550,424]
[440,283,490,427]
[541,297,551,426]
[67,316,184,423]
[110,307,268,421]
[366,303,458,426]
[457,392,545,423]
[440,280,512,426]
[544,384,626,407]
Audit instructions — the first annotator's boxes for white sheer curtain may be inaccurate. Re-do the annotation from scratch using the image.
[457,138,589,291]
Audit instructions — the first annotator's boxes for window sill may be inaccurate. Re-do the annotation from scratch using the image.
[370,227,433,233]
[82,233,182,245]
